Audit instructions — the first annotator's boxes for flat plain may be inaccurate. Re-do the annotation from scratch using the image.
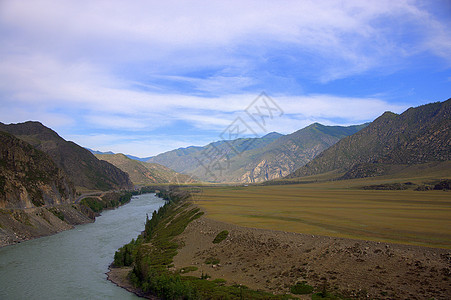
[195,178,451,249]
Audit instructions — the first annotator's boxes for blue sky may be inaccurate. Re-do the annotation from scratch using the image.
[0,0,450,157]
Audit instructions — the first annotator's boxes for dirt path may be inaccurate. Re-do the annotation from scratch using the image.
[173,211,451,299]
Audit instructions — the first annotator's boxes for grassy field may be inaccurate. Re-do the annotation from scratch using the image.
[195,179,451,249]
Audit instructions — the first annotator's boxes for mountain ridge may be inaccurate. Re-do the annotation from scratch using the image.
[94,153,194,185]
[288,99,451,180]
[148,123,366,182]
[0,121,133,191]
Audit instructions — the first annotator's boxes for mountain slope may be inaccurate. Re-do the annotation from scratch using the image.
[0,122,133,191]
[289,99,451,179]
[148,124,365,183]
[147,132,283,179]
[95,153,193,185]
[0,131,75,208]
[225,123,367,182]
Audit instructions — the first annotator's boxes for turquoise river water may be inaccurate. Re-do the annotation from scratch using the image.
[0,193,165,300]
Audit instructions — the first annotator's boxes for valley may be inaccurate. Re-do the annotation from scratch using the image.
[2,3,451,299]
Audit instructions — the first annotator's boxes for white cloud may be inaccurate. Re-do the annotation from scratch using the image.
[0,0,449,155]
[1,0,449,81]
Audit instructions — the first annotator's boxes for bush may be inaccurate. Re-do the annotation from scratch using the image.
[212,230,229,244]
[205,257,220,265]
[290,281,314,294]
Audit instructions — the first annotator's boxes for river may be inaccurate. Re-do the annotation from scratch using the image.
[0,193,165,300]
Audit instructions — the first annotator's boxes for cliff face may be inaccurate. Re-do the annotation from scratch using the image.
[0,121,133,191]
[0,131,75,209]
[289,99,451,179]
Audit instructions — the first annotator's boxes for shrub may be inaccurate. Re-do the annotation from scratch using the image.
[290,281,314,295]
[205,257,220,265]
[212,230,229,244]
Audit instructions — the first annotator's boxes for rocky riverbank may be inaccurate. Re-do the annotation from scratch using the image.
[0,204,95,247]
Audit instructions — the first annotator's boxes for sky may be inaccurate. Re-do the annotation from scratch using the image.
[0,0,450,157]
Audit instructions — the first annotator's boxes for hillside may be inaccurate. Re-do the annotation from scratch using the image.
[0,122,133,191]
[95,153,193,185]
[148,124,365,183]
[147,132,283,181]
[0,131,75,209]
[288,99,451,180]
[223,123,367,182]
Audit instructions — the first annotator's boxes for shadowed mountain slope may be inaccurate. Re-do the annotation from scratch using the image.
[0,122,133,191]
[288,99,451,180]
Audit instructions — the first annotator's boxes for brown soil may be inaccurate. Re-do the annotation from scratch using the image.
[173,212,451,299]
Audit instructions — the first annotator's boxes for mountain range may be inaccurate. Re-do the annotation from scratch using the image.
[148,123,366,182]
[288,99,451,180]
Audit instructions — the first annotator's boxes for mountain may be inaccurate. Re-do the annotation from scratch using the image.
[125,154,153,162]
[148,124,366,183]
[147,132,283,182]
[94,153,193,185]
[0,122,133,191]
[86,148,115,155]
[224,123,367,182]
[288,99,451,180]
[0,131,75,209]
[87,148,152,162]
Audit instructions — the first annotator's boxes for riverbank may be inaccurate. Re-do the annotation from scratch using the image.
[0,191,135,247]
[107,266,158,299]
[0,204,94,247]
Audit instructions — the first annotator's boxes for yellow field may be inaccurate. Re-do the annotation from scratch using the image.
[195,182,451,249]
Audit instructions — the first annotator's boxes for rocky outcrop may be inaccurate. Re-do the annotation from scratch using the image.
[0,131,75,209]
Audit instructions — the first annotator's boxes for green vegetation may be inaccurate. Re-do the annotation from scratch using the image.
[204,257,220,265]
[212,230,228,244]
[48,208,65,221]
[290,281,314,295]
[80,191,134,213]
[80,197,104,213]
[113,189,294,299]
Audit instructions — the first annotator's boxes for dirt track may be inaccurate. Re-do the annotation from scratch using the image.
[173,212,451,299]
